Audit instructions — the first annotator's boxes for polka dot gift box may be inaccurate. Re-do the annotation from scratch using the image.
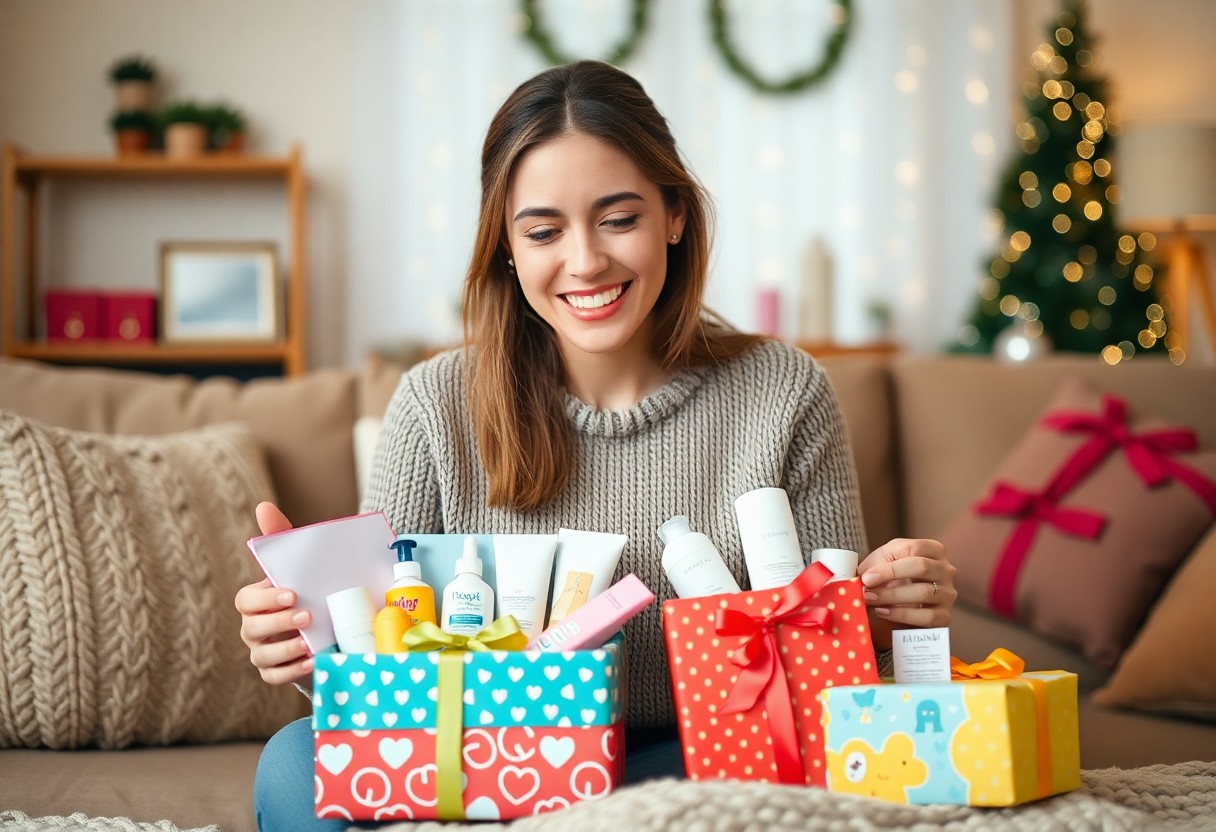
[311,636,624,822]
[661,562,880,786]
[818,650,1081,806]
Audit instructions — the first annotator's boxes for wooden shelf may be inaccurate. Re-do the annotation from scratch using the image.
[12,151,297,182]
[9,340,293,366]
[2,143,309,376]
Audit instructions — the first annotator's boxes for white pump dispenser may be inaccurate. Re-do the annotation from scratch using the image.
[440,536,495,636]
[659,516,741,598]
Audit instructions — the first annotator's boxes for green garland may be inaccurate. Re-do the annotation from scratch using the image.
[709,0,852,95]
[520,0,650,67]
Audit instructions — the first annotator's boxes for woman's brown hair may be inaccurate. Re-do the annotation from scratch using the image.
[462,60,764,512]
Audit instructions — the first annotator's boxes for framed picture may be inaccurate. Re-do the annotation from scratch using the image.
[160,242,280,342]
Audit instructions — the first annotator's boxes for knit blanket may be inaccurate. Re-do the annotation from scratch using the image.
[3,761,1213,832]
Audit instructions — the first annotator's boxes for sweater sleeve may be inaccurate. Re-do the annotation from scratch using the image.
[360,373,444,535]
[781,358,869,558]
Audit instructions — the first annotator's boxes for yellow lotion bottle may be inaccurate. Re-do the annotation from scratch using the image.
[386,537,437,629]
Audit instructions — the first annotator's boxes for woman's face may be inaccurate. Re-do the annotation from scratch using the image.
[505,131,685,361]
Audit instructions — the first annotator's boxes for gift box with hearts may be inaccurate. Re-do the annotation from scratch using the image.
[662,563,880,786]
[817,650,1080,806]
[311,636,624,821]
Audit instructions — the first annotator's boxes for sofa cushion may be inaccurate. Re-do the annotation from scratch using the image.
[936,377,1216,668]
[817,356,900,552]
[890,355,1216,538]
[0,359,360,527]
[1093,523,1216,721]
[0,412,307,749]
[0,742,264,832]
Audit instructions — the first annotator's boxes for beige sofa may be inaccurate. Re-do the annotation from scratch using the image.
[0,352,1213,832]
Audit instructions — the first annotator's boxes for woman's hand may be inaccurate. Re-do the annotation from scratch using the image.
[235,502,314,686]
[857,538,957,647]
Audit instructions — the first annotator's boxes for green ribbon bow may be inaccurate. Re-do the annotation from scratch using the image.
[402,616,528,819]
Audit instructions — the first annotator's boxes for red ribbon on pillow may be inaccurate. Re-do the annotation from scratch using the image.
[976,465,1107,618]
[1042,394,1216,513]
[714,562,834,785]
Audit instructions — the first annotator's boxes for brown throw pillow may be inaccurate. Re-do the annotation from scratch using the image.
[1093,524,1216,721]
[0,411,308,749]
[939,377,1216,669]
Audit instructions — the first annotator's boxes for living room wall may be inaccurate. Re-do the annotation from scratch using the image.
[0,0,358,368]
[0,0,1213,368]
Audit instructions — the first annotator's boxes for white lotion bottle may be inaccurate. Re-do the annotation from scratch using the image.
[658,515,741,598]
[734,487,806,590]
[441,536,495,637]
[325,586,377,653]
[811,548,859,582]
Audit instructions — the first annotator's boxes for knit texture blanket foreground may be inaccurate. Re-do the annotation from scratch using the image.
[3,761,1213,832]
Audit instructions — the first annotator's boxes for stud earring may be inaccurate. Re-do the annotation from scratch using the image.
[670,235,679,243]
[507,258,515,269]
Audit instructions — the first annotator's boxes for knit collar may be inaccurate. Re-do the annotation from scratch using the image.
[565,366,707,438]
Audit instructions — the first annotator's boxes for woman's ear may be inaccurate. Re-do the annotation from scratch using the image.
[667,200,688,242]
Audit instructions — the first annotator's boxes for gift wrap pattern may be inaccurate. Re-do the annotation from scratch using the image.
[312,643,623,821]
[819,672,1081,806]
[663,575,879,786]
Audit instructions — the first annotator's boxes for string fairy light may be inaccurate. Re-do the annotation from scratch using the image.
[960,6,1166,359]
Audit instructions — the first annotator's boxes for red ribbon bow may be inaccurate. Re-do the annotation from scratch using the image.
[1042,394,1216,512]
[976,477,1107,618]
[714,561,835,785]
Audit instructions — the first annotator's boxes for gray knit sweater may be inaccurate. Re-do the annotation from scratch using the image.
[362,339,869,728]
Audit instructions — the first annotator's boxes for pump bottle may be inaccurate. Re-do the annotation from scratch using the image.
[441,536,495,637]
[658,515,741,598]
[386,536,437,628]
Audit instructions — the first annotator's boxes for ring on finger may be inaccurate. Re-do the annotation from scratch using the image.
[932,581,939,596]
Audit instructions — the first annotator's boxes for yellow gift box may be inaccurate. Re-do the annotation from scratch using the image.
[819,650,1081,806]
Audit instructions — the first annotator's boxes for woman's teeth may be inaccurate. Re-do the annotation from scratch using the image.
[564,284,625,309]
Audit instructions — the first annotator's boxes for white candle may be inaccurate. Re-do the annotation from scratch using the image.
[799,236,833,342]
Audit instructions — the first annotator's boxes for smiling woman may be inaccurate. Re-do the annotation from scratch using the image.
[244,60,957,832]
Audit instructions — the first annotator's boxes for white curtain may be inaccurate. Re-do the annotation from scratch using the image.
[347,0,1016,359]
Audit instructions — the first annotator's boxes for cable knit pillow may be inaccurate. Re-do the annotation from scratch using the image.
[938,377,1216,669]
[0,411,307,749]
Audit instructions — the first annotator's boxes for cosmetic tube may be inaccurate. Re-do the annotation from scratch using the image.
[325,586,376,653]
[547,528,628,625]
[492,534,557,639]
[734,487,805,590]
[811,548,859,582]
[529,574,655,652]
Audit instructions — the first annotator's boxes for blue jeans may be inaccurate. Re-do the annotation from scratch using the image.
[253,719,684,831]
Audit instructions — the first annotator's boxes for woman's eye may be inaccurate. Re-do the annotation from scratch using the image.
[525,228,557,242]
[604,214,640,229]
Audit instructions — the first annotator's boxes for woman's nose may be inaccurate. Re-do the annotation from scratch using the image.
[565,231,609,280]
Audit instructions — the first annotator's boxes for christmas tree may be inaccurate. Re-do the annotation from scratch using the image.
[956,0,1173,364]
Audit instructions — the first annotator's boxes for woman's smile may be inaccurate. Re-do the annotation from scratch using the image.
[559,280,633,319]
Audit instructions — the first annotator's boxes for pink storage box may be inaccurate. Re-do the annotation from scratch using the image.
[45,289,105,341]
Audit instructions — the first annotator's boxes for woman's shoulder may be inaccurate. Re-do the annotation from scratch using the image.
[382,347,470,426]
[397,346,469,395]
[707,337,824,391]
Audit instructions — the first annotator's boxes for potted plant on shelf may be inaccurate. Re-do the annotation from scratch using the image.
[108,110,158,156]
[206,104,247,153]
[160,100,210,159]
[109,55,157,111]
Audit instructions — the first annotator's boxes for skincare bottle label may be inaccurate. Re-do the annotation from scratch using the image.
[549,571,593,623]
[892,627,952,683]
[387,588,437,627]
